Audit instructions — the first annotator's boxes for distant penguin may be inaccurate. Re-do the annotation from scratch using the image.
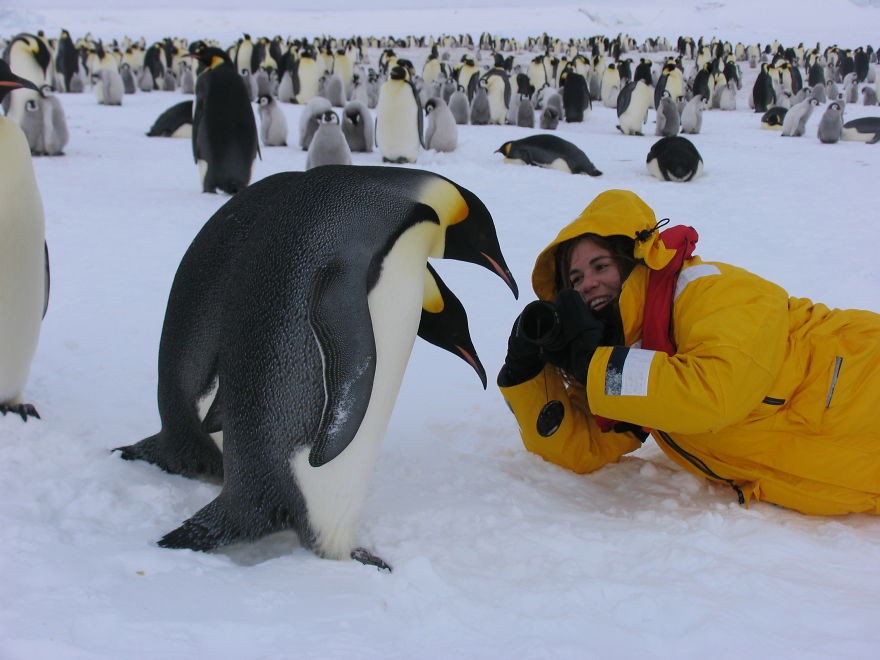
[841,117,880,143]
[424,96,457,152]
[646,136,703,182]
[539,106,561,130]
[600,63,620,108]
[305,110,352,169]
[119,62,136,94]
[0,61,48,421]
[179,61,195,94]
[93,68,124,105]
[469,78,491,125]
[515,93,535,127]
[816,101,844,143]
[781,97,818,136]
[116,165,517,569]
[680,94,703,134]
[255,93,288,147]
[320,72,347,107]
[448,85,470,124]
[760,106,788,129]
[751,63,775,112]
[811,82,827,104]
[863,86,878,106]
[298,96,333,150]
[147,100,194,138]
[654,92,680,137]
[189,46,260,194]
[18,85,69,155]
[497,134,602,176]
[616,79,652,135]
[294,47,322,104]
[561,70,590,122]
[55,29,80,93]
[375,65,423,163]
[718,79,738,110]
[483,69,511,125]
[341,100,374,153]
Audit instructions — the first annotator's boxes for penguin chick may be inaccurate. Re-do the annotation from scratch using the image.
[424,97,458,152]
[305,110,352,169]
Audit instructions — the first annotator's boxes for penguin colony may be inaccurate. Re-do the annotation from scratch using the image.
[3,24,880,567]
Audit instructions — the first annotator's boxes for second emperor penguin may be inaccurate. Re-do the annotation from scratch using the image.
[375,64,424,163]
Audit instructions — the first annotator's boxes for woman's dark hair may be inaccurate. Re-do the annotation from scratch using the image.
[553,233,635,346]
[552,233,637,294]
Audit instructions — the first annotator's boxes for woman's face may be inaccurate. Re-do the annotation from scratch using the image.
[566,237,624,313]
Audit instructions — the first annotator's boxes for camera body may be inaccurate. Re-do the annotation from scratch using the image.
[518,299,569,351]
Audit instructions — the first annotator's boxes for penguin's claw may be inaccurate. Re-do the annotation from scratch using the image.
[0,403,40,421]
[351,547,392,572]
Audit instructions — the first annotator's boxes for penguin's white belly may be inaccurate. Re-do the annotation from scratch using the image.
[290,222,436,559]
[196,376,223,451]
[0,121,45,403]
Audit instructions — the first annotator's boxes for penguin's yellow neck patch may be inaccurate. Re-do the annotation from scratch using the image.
[418,178,468,227]
[422,267,444,314]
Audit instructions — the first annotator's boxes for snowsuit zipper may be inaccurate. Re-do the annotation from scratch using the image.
[656,430,746,504]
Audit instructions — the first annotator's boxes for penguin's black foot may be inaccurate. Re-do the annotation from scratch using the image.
[1,402,40,421]
[113,433,223,481]
[351,547,392,572]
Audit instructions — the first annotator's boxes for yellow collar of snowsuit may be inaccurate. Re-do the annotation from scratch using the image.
[531,189,678,300]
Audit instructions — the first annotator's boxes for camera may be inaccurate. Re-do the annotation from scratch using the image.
[518,299,567,351]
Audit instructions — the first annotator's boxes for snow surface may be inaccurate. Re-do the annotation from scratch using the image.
[2,1,880,658]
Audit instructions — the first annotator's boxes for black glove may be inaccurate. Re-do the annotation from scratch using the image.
[530,289,603,385]
[498,315,544,387]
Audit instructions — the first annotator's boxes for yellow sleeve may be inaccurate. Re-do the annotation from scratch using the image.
[499,365,642,473]
[587,263,790,434]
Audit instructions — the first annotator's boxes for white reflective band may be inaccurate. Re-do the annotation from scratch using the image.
[674,264,721,301]
[605,347,655,397]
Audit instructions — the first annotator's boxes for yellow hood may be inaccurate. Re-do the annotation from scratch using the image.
[532,189,677,300]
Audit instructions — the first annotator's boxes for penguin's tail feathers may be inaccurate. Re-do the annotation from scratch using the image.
[158,498,243,552]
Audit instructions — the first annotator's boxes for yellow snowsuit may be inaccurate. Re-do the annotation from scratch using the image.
[499,190,880,515]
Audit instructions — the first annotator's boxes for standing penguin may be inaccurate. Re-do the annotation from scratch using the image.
[680,94,704,134]
[616,79,653,135]
[751,63,776,112]
[781,96,819,136]
[646,135,703,182]
[341,99,374,153]
[256,93,288,147]
[561,70,590,122]
[18,85,69,156]
[92,67,124,106]
[447,84,470,124]
[483,69,511,125]
[654,92,680,137]
[3,33,51,126]
[298,96,333,150]
[189,47,260,194]
[515,93,536,128]
[816,101,844,143]
[424,96,458,152]
[468,78,492,126]
[375,65,423,163]
[305,110,352,169]
[117,166,518,568]
[0,61,49,421]
[54,29,80,93]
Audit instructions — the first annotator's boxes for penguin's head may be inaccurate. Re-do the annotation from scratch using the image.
[389,65,408,81]
[0,59,39,103]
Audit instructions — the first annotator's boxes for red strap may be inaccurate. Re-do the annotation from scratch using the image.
[594,225,698,433]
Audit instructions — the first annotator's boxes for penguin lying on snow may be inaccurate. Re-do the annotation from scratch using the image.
[146,100,194,138]
[841,117,880,143]
[496,134,602,176]
[646,135,704,182]
[760,106,787,130]
[116,166,518,570]
[0,60,50,421]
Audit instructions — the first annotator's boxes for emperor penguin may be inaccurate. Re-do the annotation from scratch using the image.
[654,92,680,137]
[760,106,788,130]
[751,63,776,112]
[817,101,844,143]
[341,100,374,153]
[616,79,653,135]
[718,79,738,110]
[55,29,80,93]
[600,62,620,108]
[298,95,333,150]
[468,79,491,125]
[447,85,470,124]
[497,134,602,176]
[680,95,704,134]
[116,165,518,569]
[119,62,137,94]
[375,65,423,163]
[256,93,288,147]
[294,46,322,104]
[18,85,69,156]
[147,100,194,138]
[515,93,536,128]
[841,117,880,143]
[561,70,590,122]
[0,61,49,421]
[305,110,352,169]
[189,46,260,194]
[646,135,703,182]
[424,97,458,152]
[483,69,511,125]
[781,96,819,136]
[92,67,124,106]
[3,33,51,126]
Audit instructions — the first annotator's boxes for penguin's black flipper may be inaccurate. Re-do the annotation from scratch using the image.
[308,264,377,467]
[42,240,49,319]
